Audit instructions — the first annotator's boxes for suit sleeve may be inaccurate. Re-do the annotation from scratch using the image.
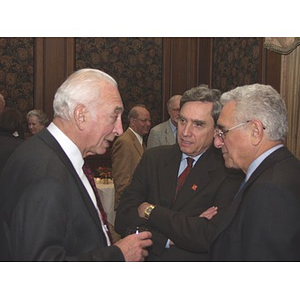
[147,169,244,252]
[147,127,159,148]
[240,183,300,261]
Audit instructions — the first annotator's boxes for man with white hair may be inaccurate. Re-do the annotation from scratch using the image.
[0,69,152,261]
[211,83,300,261]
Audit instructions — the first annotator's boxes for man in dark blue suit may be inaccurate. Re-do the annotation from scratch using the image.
[211,83,300,261]
[0,68,152,261]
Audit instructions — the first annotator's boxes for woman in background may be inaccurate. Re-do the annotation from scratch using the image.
[27,109,49,135]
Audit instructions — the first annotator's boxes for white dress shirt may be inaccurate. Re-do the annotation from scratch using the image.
[47,122,111,245]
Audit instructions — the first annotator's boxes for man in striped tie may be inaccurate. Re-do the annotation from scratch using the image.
[0,69,152,261]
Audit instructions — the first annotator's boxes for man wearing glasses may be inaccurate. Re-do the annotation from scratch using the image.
[112,104,151,210]
[211,83,300,261]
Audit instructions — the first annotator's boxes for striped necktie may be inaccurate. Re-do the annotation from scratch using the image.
[173,157,194,204]
[83,163,113,244]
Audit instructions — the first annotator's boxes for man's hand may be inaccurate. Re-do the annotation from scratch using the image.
[115,231,152,262]
[138,202,151,218]
[199,206,218,220]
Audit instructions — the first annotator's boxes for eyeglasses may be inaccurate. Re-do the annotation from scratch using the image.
[215,121,249,142]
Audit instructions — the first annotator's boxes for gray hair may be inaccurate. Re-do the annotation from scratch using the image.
[220,83,288,141]
[167,94,182,110]
[181,84,222,125]
[53,68,117,120]
[27,109,49,126]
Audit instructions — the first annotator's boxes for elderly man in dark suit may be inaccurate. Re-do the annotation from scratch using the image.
[211,83,300,261]
[115,85,244,261]
[0,68,152,261]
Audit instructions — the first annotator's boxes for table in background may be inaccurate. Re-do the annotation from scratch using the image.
[94,179,116,226]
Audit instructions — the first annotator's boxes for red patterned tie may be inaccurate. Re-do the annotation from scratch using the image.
[82,163,113,244]
[173,157,194,204]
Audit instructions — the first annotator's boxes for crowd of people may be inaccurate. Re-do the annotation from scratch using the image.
[0,68,299,262]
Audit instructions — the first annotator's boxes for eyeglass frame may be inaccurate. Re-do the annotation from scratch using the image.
[215,121,250,142]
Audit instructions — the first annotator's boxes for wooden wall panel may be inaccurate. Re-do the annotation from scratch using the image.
[34,37,75,120]
[162,37,212,120]
[262,48,281,92]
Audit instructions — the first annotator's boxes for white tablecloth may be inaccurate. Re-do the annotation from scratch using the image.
[94,179,116,225]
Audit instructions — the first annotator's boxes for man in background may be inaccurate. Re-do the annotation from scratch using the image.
[211,83,300,261]
[147,94,181,148]
[0,69,152,261]
[112,104,151,210]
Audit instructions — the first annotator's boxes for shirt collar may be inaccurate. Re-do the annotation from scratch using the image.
[47,122,84,173]
[129,127,143,145]
[246,144,284,181]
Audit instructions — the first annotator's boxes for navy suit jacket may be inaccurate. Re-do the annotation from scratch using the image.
[210,146,300,261]
[0,129,123,261]
[115,144,244,261]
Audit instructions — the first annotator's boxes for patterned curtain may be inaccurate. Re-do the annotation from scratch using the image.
[264,37,300,55]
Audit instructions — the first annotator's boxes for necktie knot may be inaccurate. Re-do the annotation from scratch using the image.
[186,157,194,168]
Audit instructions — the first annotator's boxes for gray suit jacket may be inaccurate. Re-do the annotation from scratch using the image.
[147,119,176,148]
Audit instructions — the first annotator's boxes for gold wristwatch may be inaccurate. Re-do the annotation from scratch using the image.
[144,204,156,219]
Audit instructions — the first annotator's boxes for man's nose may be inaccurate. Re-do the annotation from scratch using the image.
[213,134,223,148]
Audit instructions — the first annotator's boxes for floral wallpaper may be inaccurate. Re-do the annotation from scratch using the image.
[212,37,261,93]
[75,37,163,127]
[0,38,34,115]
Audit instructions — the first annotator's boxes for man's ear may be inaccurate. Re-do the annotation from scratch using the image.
[74,104,87,131]
[250,119,264,145]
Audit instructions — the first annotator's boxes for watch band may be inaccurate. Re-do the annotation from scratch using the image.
[144,204,156,219]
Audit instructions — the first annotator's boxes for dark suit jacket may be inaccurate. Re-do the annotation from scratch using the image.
[115,144,244,261]
[0,131,23,174]
[210,146,300,261]
[0,129,124,261]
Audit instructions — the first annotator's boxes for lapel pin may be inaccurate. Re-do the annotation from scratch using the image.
[192,184,198,191]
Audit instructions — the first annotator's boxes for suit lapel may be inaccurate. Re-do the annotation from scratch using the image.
[127,129,144,156]
[157,145,181,208]
[164,123,176,145]
[211,146,293,243]
[38,130,102,229]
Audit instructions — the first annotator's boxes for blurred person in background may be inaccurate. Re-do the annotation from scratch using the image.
[27,109,49,136]
[147,94,181,148]
[112,104,151,210]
